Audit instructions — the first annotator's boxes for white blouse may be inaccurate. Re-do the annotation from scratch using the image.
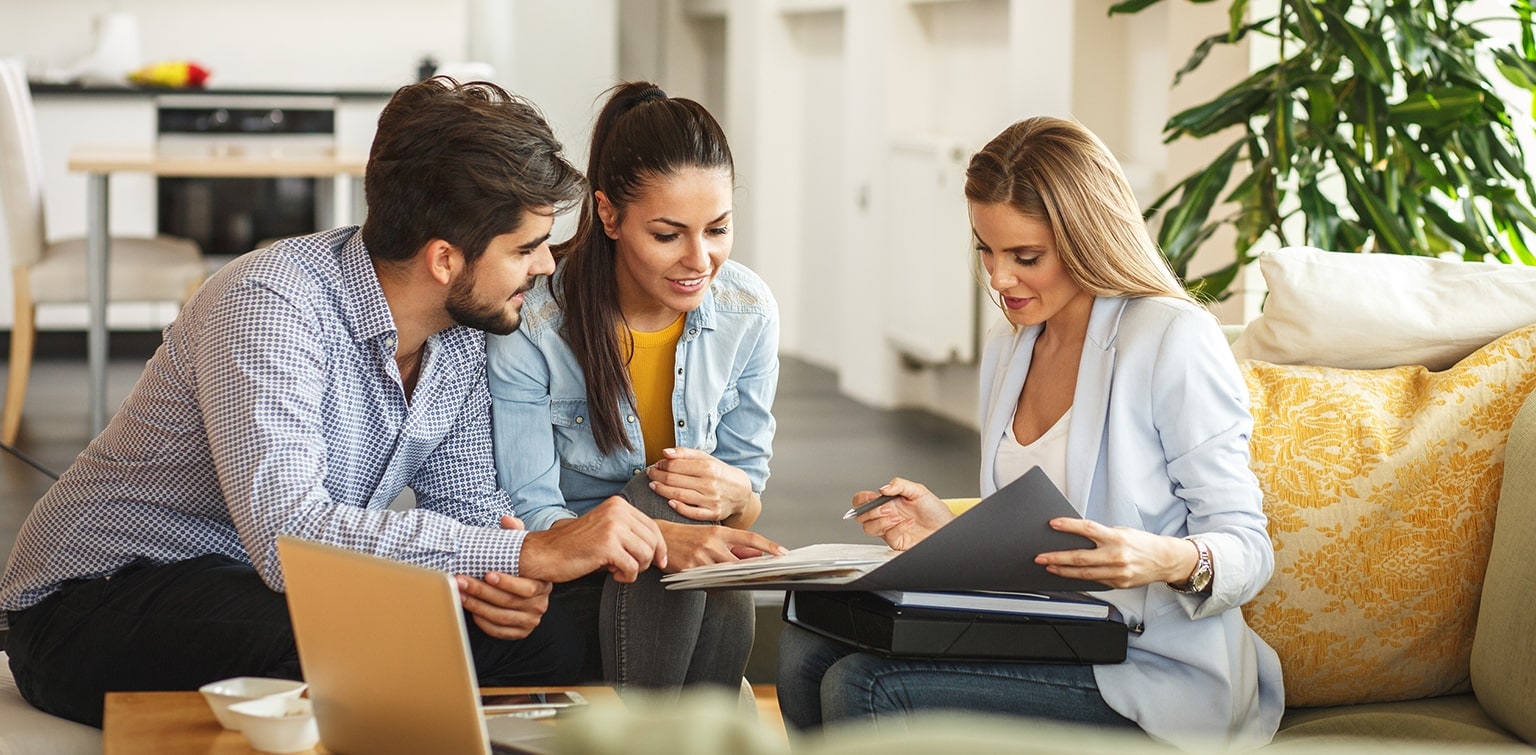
[994,407,1071,492]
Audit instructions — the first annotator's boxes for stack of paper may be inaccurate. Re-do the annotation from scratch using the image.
[660,543,897,590]
[660,468,1107,594]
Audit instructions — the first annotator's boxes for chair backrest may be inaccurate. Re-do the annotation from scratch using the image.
[0,58,48,268]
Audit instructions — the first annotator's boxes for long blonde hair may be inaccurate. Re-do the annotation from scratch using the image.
[964,117,1194,304]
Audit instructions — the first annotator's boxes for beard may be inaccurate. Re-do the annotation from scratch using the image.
[445,273,525,336]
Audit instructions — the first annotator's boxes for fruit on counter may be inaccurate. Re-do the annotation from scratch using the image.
[127,60,211,88]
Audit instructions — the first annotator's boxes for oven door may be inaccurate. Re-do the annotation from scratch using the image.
[158,175,319,261]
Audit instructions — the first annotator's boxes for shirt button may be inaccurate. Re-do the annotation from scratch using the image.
[626,415,636,423]
[575,416,584,424]
[633,468,643,475]
[688,328,698,336]
[676,420,685,428]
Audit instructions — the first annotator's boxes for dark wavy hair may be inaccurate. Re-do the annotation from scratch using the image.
[362,77,584,265]
[555,82,734,455]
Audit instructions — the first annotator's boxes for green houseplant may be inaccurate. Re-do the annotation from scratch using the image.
[1110,0,1536,299]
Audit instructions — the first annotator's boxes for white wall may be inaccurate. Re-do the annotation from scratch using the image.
[618,0,1245,429]
[0,0,469,90]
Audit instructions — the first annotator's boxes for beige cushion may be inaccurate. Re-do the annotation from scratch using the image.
[1471,392,1536,742]
[1276,694,1520,744]
[1239,325,1536,707]
[1231,248,1536,371]
[29,235,205,304]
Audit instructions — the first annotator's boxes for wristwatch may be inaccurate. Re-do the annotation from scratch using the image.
[1168,537,1213,594]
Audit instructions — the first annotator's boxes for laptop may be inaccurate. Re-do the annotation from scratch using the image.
[276,535,559,755]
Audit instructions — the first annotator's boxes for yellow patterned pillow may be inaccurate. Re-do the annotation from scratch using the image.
[1239,324,1536,708]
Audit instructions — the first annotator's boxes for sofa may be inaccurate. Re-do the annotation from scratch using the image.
[1224,248,1536,748]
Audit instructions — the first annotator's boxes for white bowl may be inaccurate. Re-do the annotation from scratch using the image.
[198,676,307,731]
[227,696,320,754]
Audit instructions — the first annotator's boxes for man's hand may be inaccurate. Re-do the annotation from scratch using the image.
[518,496,667,583]
[455,572,551,640]
[655,520,787,573]
[648,447,760,527]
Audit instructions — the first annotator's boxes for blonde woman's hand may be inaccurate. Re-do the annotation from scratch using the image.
[853,478,955,551]
[1034,518,1202,589]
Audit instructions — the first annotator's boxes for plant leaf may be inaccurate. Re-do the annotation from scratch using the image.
[1333,147,1417,255]
[1388,87,1483,126]
[1319,6,1393,84]
[1107,0,1167,15]
[1157,140,1245,266]
[1174,19,1273,86]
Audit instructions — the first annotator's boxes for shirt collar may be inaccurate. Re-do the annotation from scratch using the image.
[340,230,398,344]
[684,273,719,333]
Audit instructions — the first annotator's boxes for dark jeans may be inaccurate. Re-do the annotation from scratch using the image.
[6,552,583,728]
[550,473,755,699]
[777,625,1141,732]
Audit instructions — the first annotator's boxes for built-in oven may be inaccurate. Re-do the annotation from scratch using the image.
[155,94,338,262]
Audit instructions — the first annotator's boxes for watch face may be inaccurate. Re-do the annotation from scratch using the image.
[1191,563,1213,591]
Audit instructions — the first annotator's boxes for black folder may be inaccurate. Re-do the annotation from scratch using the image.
[784,590,1129,664]
[662,467,1108,594]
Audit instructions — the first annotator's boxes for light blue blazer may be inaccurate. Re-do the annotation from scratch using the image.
[978,296,1283,750]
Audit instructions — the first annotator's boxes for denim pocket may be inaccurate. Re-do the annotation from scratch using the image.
[550,398,604,473]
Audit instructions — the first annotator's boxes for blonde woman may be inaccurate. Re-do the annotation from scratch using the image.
[776,118,1283,750]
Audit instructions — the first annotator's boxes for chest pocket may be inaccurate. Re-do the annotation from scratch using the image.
[549,398,605,473]
[701,385,740,453]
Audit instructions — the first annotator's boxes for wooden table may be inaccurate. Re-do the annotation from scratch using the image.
[68,145,368,434]
[101,686,619,754]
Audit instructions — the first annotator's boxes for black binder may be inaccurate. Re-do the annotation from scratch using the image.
[784,590,1129,664]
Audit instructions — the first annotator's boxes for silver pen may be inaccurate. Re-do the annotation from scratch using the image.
[842,494,897,520]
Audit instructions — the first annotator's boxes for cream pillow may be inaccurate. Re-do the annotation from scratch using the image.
[1239,324,1536,707]
[1231,247,1536,370]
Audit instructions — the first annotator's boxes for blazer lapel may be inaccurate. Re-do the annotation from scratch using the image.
[1065,297,1125,510]
[980,325,1037,495]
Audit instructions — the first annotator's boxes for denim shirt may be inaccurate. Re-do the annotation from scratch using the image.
[486,259,779,531]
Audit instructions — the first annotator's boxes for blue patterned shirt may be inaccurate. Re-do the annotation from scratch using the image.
[0,227,525,628]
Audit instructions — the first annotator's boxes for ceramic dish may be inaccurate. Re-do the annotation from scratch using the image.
[197,676,307,731]
[227,695,320,753]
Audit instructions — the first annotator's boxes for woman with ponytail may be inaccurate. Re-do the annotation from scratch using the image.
[486,82,783,694]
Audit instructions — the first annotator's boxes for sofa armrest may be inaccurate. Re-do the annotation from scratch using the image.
[1470,387,1536,743]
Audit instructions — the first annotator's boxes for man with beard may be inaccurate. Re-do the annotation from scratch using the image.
[0,78,667,728]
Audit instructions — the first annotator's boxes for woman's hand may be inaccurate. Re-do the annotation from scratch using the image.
[853,478,955,551]
[654,519,787,573]
[648,447,761,527]
[1034,518,1202,589]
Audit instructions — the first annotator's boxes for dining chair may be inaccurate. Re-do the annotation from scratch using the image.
[0,58,206,444]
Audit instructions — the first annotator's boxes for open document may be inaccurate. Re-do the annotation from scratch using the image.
[661,467,1107,593]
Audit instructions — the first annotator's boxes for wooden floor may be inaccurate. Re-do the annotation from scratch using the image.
[753,684,789,745]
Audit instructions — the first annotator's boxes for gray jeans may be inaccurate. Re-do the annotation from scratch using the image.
[550,472,754,698]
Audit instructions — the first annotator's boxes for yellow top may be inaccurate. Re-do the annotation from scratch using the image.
[624,315,686,466]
